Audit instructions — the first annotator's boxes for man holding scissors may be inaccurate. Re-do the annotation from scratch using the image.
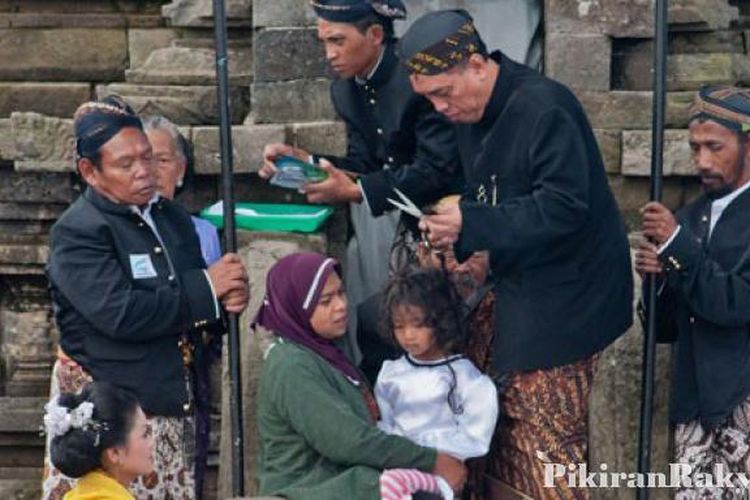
[259,0,462,362]
[400,10,633,498]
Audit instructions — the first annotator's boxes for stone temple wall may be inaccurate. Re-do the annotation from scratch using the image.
[0,0,748,498]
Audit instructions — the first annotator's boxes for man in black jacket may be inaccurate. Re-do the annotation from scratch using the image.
[636,86,750,498]
[401,10,633,498]
[260,0,462,362]
[44,98,249,499]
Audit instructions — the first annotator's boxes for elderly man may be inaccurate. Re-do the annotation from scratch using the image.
[636,87,750,499]
[143,114,222,266]
[260,0,462,361]
[400,10,633,498]
[43,98,249,499]
[142,114,224,497]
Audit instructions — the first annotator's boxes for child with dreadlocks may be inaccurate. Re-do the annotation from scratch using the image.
[375,267,498,499]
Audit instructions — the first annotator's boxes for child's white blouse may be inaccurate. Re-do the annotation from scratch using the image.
[374,354,499,461]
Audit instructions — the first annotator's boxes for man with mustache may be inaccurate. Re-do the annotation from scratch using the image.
[636,86,750,499]
[259,0,462,362]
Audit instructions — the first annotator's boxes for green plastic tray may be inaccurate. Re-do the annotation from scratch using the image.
[200,201,333,233]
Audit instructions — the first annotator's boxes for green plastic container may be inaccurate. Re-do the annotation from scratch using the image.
[200,201,333,233]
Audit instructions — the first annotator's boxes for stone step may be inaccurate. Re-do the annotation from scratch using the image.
[126,45,253,86]
[7,113,75,173]
[162,0,251,28]
[192,124,286,175]
[575,90,696,131]
[253,28,328,83]
[0,467,41,480]
[0,478,41,500]
[0,398,46,433]
[96,84,250,126]
[251,79,335,124]
[0,28,127,81]
[253,0,317,29]
[0,12,162,29]
[546,0,738,38]
[0,168,73,204]
[0,83,90,119]
[622,129,693,177]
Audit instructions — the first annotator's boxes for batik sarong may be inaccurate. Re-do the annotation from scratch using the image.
[675,395,750,500]
[487,354,599,500]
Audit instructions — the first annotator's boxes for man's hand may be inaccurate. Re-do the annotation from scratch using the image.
[433,453,467,493]
[419,202,463,251]
[222,286,250,314]
[260,143,310,180]
[635,240,664,280]
[641,201,678,245]
[302,159,363,204]
[206,253,249,303]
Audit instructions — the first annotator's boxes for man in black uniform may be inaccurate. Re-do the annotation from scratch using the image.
[401,10,633,498]
[636,87,750,499]
[44,98,249,499]
[260,0,462,361]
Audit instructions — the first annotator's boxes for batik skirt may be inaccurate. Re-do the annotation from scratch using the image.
[675,395,750,500]
[485,354,599,500]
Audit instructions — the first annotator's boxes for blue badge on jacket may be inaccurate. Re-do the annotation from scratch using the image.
[129,254,158,279]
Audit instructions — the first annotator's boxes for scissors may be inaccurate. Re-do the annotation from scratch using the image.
[386,188,424,219]
[387,189,444,262]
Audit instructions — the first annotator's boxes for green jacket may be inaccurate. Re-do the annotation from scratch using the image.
[256,339,437,499]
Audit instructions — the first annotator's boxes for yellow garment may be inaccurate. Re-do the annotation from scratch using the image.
[63,470,134,500]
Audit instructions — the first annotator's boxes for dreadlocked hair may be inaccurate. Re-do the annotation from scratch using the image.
[381,267,468,414]
[380,266,467,356]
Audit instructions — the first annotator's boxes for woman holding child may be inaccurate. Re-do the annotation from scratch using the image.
[254,252,469,499]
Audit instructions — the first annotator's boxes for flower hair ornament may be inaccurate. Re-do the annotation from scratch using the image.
[43,397,108,446]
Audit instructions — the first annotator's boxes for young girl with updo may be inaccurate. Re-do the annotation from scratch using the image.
[44,381,154,500]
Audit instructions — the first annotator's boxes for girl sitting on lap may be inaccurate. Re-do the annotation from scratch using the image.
[376,267,499,499]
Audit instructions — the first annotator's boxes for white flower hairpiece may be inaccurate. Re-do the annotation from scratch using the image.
[43,397,99,441]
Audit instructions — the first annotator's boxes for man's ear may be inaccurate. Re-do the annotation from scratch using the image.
[177,157,187,180]
[468,53,487,77]
[77,158,98,187]
[367,24,385,46]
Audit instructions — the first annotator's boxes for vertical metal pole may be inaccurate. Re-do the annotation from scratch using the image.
[211,0,244,495]
[637,0,668,498]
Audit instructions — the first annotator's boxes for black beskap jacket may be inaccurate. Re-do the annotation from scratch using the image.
[47,187,220,416]
[456,52,633,372]
[650,189,750,426]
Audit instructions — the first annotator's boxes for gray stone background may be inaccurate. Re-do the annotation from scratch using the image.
[0,0,748,498]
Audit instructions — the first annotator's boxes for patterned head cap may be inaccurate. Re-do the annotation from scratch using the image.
[689,86,750,134]
[310,0,406,22]
[73,96,142,162]
[398,9,486,76]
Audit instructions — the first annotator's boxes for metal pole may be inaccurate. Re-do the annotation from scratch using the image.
[211,0,244,495]
[637,0,668,498]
